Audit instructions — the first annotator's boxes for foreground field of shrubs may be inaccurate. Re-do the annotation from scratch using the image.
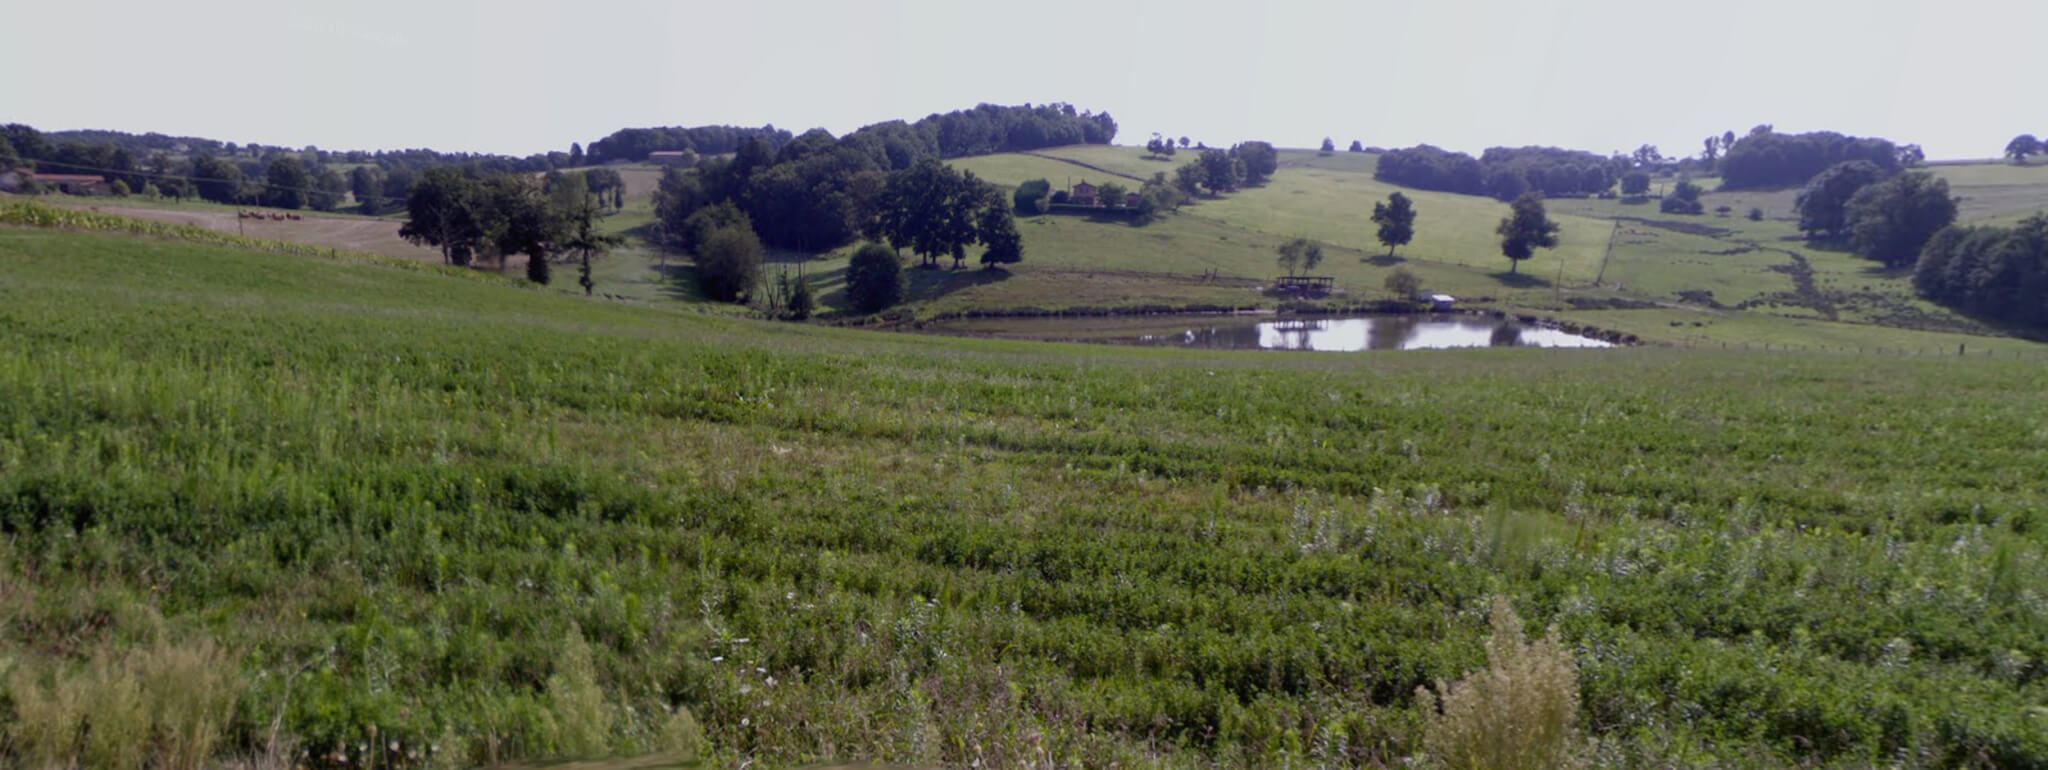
[0,226,2043,768]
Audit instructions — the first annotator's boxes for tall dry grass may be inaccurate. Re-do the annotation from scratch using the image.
[1,638,240,770]
[1416,596,1586,770]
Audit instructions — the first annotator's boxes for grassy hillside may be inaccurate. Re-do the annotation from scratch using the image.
[928,148,2048,355]
[1,226,2045,768]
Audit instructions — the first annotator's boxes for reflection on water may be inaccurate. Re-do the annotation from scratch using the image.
[1137,315,1613,351]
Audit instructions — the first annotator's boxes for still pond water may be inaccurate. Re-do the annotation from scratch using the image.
[930,314,1615,352]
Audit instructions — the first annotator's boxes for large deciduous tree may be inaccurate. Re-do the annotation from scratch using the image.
[1196,149,1240,195]
[694,222,763,303]
[1619,171,1651,197]
[1845,171,1958,268]
[309,167,349,212]
[189,155,244,204]
[2005,134,2041,164]
[399,167,484,266]
[1372,192,1417,256]
[260,157,310,209]
[1795,160,1886,239]
[348,166,387,215]
[1496,192,1560,274]
[1234,141,1278,185]
[976,187,1023,268]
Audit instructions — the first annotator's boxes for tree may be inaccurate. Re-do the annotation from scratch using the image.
[1660,178,1705,215]
[1234,141,1279,185]
[0,136,17,170]
[1722,130,1737,154]
[1275,237,1324,277]
[693,223,761,303]
[1619,171,1651,197]
[1747,207,1764,221]
[1014,178,1052,214]
[1384,267,1422,300]
[1795,160,1886,238]
[1320,137,1336,154]
[1372,192,1417,256]
[1178,136,1190,148]
[1632,144,1662,166]
[786,276,817,319]
[1173,161,1206,199]
[261,157,310,209]
[473,174,562,275]
[187,155,244,203]
[977,193,1023,268]
[399,167,483,266]
[309,167,349,212]
[1702,135,1720,165]
[1715,205,1733,217]
[109,180,131,197]
[1096,181,1128,208]
[569,142,584,166]
[2005,134,2041,164]
[349,166,387,215]
[1135,172,1183,224]
[845,242,905,313]
[1349,140,1365,153]
[1496,192,1560,274]
[1197,149,1240,195]
[1844,171,1958,268]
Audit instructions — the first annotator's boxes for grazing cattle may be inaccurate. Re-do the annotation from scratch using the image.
[286,213,301,221]
[269,213,285,221]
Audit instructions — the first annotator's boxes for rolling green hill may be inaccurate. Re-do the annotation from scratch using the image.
[1,221,2045,768]
[930,146,2048,354]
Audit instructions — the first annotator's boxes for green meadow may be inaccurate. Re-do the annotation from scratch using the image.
[1,219,2046,767]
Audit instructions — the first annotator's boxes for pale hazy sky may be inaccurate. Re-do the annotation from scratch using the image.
[4,0,2041,161]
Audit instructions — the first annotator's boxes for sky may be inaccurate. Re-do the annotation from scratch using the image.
[5,0,2043,161]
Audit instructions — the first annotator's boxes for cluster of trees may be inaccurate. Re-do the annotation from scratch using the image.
[583,125,794,166]
[1,123,602,212]
[1794,162,1958,268]
[592,104,1116,169]
[1144,133,1188,158]
[1719,127,1904,189]
[1375,145,1620,200]
[1164,141,1279,199]
[653,145,1021,306]
[396,168,620,292]
[1914,214,2048,326]
[1661,178,1706,215]
[1476,147,1620,199]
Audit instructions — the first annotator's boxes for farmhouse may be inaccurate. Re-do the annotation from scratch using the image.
[1070,181,1097,206]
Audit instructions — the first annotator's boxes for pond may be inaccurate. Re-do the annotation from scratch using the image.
[927,314,1616,352]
